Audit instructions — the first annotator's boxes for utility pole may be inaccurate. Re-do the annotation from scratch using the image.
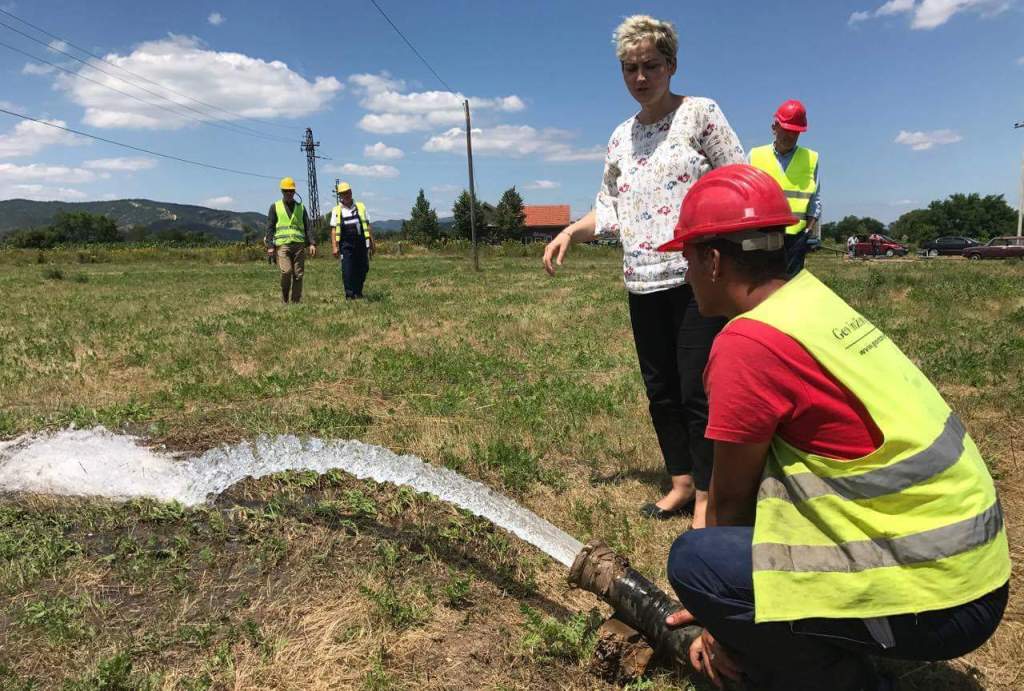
[1015,121,1023,237]
[301,128,324,242]
[464,100,480,271]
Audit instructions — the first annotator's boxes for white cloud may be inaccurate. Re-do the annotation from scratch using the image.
[53,35,342,129]
[326,163,400,178]
[207,12,225,26]
[8,184,87,201]
[0,119,88,158]
[0,162,97,184]
[22,63,56,76]
[890,199,920,205]
[431,184,460,193]
[894,129,963,150]
[1017,56,1024,65]
[849,0,1011,29]
[82,157,157,171]
[424,125,604,162]
[524,180,560,190]
[201,195,234,208]
[358,113,425,135]
[364,142,404,160]
[349,72,525,134]
[47,40,68,53]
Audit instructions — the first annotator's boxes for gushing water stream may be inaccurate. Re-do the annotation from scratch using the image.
[0,427,584,567]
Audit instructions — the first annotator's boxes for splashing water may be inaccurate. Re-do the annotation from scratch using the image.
[0,427,584,567]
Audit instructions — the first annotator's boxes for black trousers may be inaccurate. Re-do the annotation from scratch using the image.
[628,284,725,490]
[340,241,369,297]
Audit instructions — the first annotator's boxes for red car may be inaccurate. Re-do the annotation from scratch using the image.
[853,234,908,258]
[962,236,1024,260]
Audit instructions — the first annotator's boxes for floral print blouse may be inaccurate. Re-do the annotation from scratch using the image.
[595,97,745,294]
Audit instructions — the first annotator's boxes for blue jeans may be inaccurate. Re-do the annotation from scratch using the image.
[667,528,1007,691]
[784,230,808,277]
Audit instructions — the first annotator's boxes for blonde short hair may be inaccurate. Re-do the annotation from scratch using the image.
[613,15,678,63]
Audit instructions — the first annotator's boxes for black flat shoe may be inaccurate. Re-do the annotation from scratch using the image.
[639,497,696,520]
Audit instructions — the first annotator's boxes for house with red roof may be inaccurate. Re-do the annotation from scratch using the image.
[522,205,571,242]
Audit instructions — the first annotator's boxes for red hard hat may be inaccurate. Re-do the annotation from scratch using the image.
[657,164,798,252]
[774,99,807,132]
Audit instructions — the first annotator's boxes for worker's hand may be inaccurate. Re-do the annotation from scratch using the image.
[332,247,340,259]
[689,628,741,689]
[543,230,572,276]
[308,244,317,258]
[267,246,275,257]
[665,608,696,628]
[369,240,375,258]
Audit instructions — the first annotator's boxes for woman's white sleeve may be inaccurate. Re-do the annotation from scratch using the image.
[594,143,620,239]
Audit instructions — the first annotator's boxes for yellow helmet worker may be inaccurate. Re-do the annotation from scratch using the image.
[657,165,1008,690]
[265,176,316,303]
[330,181,374,300]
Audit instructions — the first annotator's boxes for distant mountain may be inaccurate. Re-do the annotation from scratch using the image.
[0,198,267,241]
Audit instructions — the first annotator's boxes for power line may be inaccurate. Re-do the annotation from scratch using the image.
[0,18,296,144]
[0,107,298,182]
[0,39,295,146]
[0,7,297,133]
[367,0,455,93]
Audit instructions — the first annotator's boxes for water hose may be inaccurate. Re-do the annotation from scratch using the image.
[568,539,702,670]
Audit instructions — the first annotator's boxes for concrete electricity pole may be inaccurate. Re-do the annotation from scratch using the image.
[1015,121,1023,237]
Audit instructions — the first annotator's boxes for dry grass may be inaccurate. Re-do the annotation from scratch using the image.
[0,250,1021,689]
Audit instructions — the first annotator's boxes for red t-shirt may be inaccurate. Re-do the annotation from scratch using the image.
[704,318,882,460]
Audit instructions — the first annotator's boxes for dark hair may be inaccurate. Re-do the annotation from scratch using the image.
[698,228,788,284]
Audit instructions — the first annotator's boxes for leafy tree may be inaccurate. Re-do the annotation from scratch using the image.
[820,215,884,243]
[451,190,487,241]
[241,224,259,245]
[405,189,440,244]
[888,209,939,246]
[50,212,122,243]
[925,193,1014,240]
[5,227,60,249]
[492,186,526,242]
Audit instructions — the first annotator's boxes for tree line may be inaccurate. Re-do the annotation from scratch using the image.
[821,193,1017,246]
[1,211,241,248]
[400,186,528,244]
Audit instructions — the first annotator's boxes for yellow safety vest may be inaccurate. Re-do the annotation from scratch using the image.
[333,202,370,241]
[273,200,306,246]
[742,270,1009,623]
[749,145,818,235]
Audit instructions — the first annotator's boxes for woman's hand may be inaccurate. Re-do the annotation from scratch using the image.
[689,628,742,689]
[543,230,573,276]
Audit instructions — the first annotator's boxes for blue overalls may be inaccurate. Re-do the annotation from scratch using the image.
[338,205,369,299]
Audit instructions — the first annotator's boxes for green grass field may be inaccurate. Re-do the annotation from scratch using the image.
[1,248,1021,689]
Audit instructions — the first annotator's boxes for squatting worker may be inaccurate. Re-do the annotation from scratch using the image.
[542,15,745,527]
[266,177,316,304]
[657,165,1008,690]
[330,182,374,300]
[748,99,820,277]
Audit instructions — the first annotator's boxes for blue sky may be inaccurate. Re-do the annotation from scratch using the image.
[0,0,1021,223]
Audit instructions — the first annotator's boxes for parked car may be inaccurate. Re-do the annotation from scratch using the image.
[920,236,982,256]
[853,234,908,258]
[962,236,1024,260]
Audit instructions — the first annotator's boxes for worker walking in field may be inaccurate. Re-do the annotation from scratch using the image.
[330,182,374,300]
[656,165,1008,690]
[266,177,316,304]
[748,99,820,276]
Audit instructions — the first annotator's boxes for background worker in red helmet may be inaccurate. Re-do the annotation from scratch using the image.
[658,165,1008,690]
[748,99,820,277]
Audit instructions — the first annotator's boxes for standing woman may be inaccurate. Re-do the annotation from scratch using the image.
[543,15,745,527]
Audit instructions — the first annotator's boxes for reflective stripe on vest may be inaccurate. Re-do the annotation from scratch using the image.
[749,145,818,235]
[740,270,1010,623]
[274,200,305,245]
[334,201,369,242]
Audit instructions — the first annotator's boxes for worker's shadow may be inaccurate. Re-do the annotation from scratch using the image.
[877,659,986,690]
[589,466,669,490]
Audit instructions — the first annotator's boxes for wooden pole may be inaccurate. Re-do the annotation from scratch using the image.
[464,100,480,271]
